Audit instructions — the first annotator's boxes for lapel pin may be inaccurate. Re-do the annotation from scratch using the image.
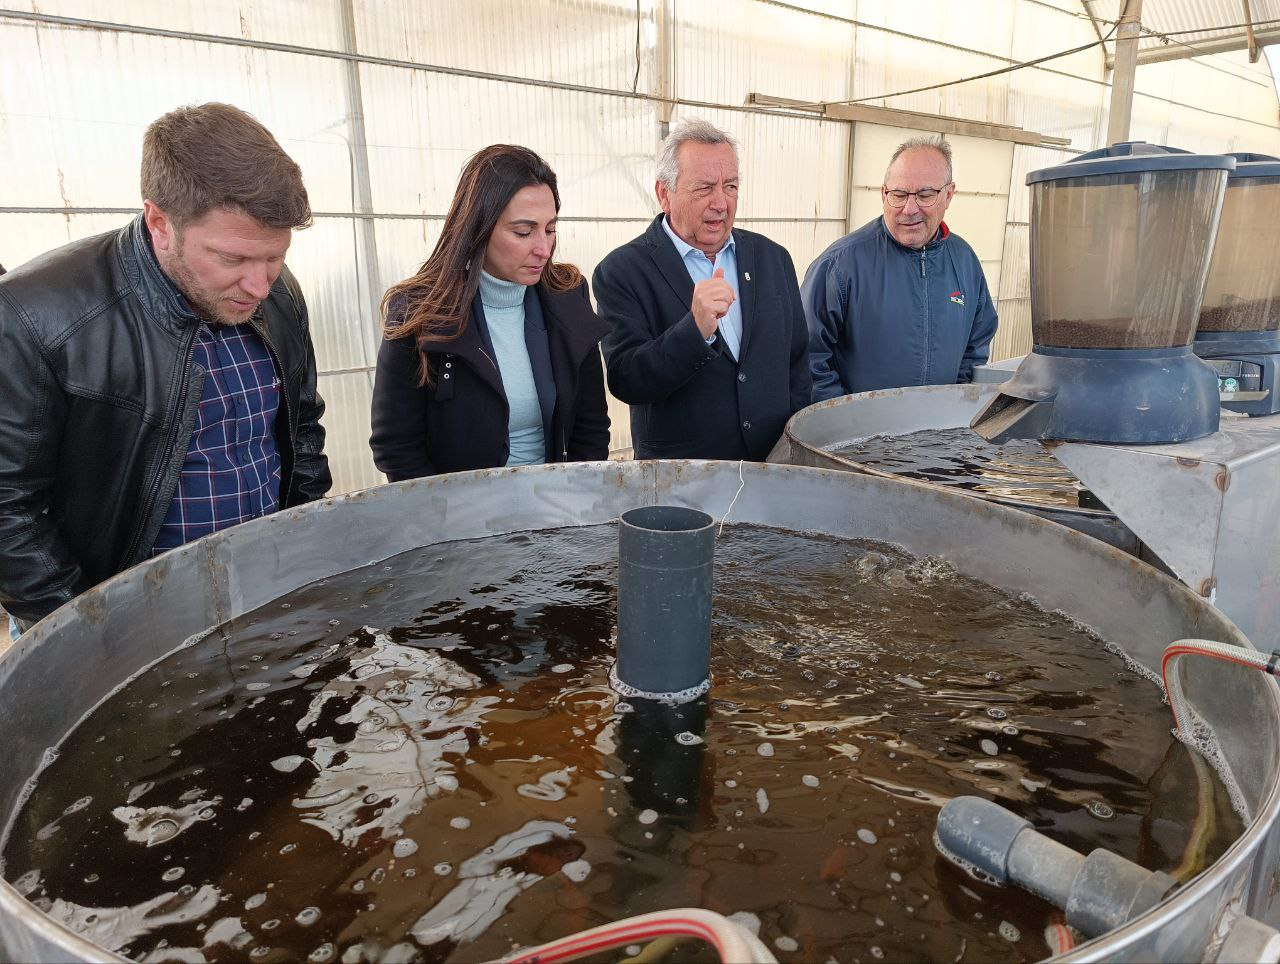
[744,272,751,281]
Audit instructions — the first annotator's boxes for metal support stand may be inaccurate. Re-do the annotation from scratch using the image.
[1107,0,1143,146]
[1052,413,1280,647]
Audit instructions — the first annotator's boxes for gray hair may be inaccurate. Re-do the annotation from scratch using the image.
[656,118,740,191]
[887,135,953,184]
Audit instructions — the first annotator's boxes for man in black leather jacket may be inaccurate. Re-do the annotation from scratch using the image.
[0,103,330,633]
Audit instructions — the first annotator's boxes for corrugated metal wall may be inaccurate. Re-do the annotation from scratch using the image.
[2,0,1279,494]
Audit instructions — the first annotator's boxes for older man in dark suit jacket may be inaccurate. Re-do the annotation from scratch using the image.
[593,119,811,461]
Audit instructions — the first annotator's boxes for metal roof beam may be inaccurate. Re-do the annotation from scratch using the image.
[1107,0,1142,146]
[1124,25,1280,66]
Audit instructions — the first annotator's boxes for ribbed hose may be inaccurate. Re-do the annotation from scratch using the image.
[1162,638,1280,733]
[501,908,778,964]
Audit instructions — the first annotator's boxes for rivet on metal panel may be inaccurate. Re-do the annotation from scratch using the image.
[1215,471,1231,492]
[1176,457,1200,469]
[1199,577,1217,597]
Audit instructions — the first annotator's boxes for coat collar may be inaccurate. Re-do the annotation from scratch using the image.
[123,214,276,339]
[419,280,605,388]
[121,214,204,338]
[878,215,950,253]
[539,281,609,361]
[644,214,697,309]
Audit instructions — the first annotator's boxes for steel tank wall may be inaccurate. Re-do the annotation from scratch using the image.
[0,461,1277,962]
[772,384,1143,554]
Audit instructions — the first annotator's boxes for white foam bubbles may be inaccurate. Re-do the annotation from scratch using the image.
[296,907,321,927]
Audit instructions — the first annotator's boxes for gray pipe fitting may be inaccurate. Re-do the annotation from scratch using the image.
[615,505,715,698]
[1214,910,1280,963]
[936,796,1176,939]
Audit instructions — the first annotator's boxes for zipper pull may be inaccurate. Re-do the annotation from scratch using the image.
[920,251,925,278]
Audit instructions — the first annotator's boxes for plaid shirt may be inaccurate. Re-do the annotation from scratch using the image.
[151,322,282,554]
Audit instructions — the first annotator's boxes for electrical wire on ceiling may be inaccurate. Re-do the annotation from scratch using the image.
[822,24,1119,107]
[810,4,1279,111]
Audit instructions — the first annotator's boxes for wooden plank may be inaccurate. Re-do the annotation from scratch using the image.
[747,93,1073,148]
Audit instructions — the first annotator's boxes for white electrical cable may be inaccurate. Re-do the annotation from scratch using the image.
[501,907,778,964]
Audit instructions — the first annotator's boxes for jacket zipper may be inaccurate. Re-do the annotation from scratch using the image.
[121,324,201,564]
[920,248,930,382]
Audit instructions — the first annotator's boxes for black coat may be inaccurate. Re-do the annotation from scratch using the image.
[370,279,610,480]
[593,215,812,461]
[0,215,330,623]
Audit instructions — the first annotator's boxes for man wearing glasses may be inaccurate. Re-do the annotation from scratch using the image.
[801,136,998,401]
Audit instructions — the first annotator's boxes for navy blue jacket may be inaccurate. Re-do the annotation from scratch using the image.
[802,217,998,401]
[594,216,811,461]
[370,279,609,479]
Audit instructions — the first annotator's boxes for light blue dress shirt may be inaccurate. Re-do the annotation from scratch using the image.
[661,216,742,361]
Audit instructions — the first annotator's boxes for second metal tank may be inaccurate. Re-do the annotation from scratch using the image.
[772,384,1142,553]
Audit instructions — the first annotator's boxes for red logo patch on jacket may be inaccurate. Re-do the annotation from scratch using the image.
[949,290,965,306]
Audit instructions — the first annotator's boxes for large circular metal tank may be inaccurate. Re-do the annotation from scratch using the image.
[1,461,1277,962]
[773,384,1143,553]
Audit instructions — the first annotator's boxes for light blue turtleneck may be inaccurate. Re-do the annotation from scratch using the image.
[479,270,545,465]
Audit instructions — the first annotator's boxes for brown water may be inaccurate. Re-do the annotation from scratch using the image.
[832,427,1106,512]
[2,525,1237,963]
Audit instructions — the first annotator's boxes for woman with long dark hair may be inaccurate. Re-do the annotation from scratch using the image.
[370,145,610,479]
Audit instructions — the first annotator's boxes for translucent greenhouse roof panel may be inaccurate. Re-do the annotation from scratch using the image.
[1082,0,1280,67]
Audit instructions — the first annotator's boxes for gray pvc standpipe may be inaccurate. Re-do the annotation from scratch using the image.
[615,505,716,696]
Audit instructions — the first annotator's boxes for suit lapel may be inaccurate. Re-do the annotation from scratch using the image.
[735,231,757,360]
[645,218,696,317]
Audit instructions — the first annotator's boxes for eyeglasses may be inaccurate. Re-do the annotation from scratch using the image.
[882,184,951,209]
